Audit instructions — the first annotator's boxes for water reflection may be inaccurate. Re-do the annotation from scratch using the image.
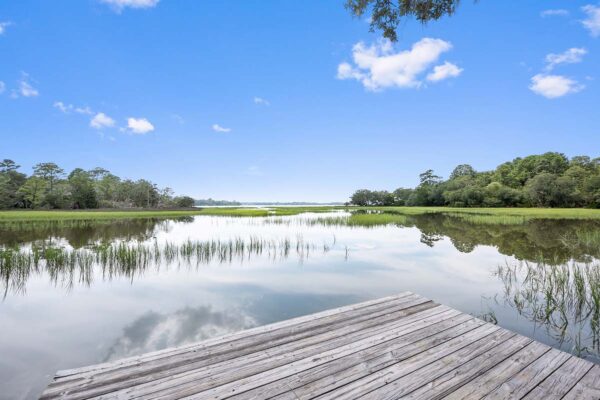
[492,261,600,359]
[105,305,256,361]
[2,211,600,399]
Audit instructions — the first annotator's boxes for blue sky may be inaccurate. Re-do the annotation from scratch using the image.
[1,0,599,202]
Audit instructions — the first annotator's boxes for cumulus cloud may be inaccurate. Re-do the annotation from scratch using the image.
[17,74,39,97]
[426,61,463,82]
[336,38,458,90]
[90,112,116,129]
[253,97,270,106]
[0,21,12,35]
[0,81,5,94]
[544,48,587,71]
[100,0,159,12]
[212,124,231,133]
[529,74,584,98]
[582,5,600,37]
[540,9,569,18]
[127,117,155,134]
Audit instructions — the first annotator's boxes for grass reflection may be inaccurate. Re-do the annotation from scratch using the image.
[495,261,600,359]
[0,236,333,297]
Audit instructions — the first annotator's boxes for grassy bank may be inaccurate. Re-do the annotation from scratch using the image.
[1,206,600,222]
[358,207,600,220]
[0,208,266,221]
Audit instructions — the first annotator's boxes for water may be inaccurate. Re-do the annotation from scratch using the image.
[1,211,600,399]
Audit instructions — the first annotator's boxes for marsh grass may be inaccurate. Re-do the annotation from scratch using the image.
[443,213,528,225]
[495,260,600,358]
[366,207,600,220]
[3,206,600,223]
[0,236,335,296]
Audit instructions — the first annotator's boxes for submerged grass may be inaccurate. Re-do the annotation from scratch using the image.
[0,236,335,295]
[496,260,600,358]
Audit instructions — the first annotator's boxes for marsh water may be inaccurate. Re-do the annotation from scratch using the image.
[2,211,600,399]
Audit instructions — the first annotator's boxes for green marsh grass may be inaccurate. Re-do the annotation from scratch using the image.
[0,236,335,296]
[496,260,600,358]
[2,206,600,223]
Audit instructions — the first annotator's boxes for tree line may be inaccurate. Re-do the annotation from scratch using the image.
[0,159,195,210]
[350,153,600,208]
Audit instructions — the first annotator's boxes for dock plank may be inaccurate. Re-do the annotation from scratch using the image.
[39,292,600,400]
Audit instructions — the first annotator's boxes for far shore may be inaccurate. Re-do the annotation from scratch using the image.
[2,206,600,222]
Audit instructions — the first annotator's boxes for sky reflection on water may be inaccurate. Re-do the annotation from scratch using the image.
[1,212,600,399]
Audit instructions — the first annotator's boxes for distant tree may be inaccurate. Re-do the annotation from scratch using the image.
[393,188,413,206]
[159,187,175,208]
[0,159,20,173]
[483,182,522,207]
[174,196,196,208]
[350,189,373,206]
[419,169,442,186]
[345,0,462,42]
[18,177,47,209]
[89,167,110,181]
[524,173,572,207]
[68,169,98,209]
[0,160,26,208]
[33,162,64,194]
[449,164,476,180]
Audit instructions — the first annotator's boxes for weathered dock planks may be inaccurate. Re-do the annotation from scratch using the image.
[40,292,600,399]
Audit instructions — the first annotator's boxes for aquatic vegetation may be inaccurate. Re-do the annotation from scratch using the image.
[442,213,527,225]
[3,206,600,223]
[0,236,335,296]
[495,261,600,359]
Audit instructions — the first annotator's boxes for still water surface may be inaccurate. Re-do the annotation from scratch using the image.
[1,211,600,399]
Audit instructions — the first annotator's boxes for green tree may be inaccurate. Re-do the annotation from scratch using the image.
[174,196,196,208]
[449,164,476,180]
[345,0,462,42]
[18,177,47,209]
[33,162,64,194]
[0,160,26,208]
[68,169,98,209]
[393,188,413,206]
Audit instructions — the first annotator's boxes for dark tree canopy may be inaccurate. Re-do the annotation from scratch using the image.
[345,0,462,42]
[0,159,195,210]
[350,152,600,209]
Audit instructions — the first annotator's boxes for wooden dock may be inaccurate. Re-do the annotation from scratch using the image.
[40,292,600,399]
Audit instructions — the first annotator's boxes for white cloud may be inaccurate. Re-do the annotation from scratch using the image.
[90,112,116,129]
[0,21,12,35]
[540,9,569,18]
[336,38,456,91]
[0,81,5,94]
[54,101,71,113]
[212,124,231,133]
[253,97,270,106]
[55,101,93,115]
[75,106,93,115]
[582,5,600,37]
[127,117,155,134]
[18,74,39,97]
[529,74,584,98]
[426,61,463,82]
[100,0,159,12]
[544,48,587,71]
